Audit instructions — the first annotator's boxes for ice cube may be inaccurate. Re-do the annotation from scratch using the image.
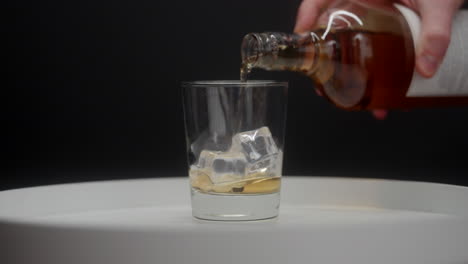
[189,166,212,191]
[231,126,279,163]
[190,130,231,160]
[196,150,247,184]
[231,127,282,177]
[247,150,283,176]
[248,154,277,174]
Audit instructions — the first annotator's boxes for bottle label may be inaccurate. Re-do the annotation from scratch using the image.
[395,4,468,97]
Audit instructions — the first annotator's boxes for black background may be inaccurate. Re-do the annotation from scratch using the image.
[4,0,468,190]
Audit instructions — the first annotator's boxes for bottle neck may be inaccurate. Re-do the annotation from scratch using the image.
[241,32,321,76]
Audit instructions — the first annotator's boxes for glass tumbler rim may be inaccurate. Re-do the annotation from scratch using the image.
[181,80,288,88]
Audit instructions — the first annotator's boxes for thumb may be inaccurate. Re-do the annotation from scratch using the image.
[294,0,328,33]
[415,1,459,77]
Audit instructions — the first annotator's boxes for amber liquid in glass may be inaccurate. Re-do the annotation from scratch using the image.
[190,169,281,194]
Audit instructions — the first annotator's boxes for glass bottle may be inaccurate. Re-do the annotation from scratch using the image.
[241,0,468,110]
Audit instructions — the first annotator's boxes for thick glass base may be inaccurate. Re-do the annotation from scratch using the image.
[191,189,280,221]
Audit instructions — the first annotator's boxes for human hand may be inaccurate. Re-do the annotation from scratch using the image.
[295,0,464,119]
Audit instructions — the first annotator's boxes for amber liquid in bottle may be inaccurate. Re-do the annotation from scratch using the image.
[241,3,468,110]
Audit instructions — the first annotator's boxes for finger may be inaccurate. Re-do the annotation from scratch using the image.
[372,109,388,120]
[314,88,323,96]
[415,1,460,77]
[294,0,328,33]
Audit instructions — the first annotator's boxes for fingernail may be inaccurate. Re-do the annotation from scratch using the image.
[419,54,439,76]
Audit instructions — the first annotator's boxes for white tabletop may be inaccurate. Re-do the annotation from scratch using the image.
[1,176,467,264]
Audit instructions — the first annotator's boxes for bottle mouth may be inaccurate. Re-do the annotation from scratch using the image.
[241,33,261,66]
